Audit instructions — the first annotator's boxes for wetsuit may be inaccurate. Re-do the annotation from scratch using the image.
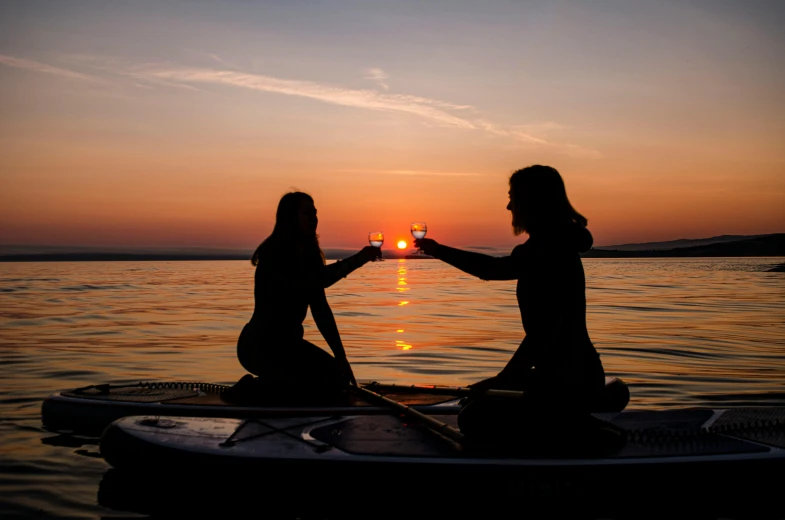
[432,224,605,438]
[236,240,366,391]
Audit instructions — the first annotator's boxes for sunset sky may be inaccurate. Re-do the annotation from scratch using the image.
[1,0,783,252]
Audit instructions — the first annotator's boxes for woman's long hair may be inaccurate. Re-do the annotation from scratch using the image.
[509,165,587,236]
[251,191,324,266]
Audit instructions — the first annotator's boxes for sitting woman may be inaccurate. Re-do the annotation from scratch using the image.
[228,191,380,404]
[414,165,609,441]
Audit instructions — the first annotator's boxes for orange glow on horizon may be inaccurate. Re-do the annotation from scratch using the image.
[397,240,407,249]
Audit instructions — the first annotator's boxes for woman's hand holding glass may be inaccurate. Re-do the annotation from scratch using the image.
[357,246,382,264]
[413,237,439,256]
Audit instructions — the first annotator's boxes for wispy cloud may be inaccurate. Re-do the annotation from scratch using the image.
[0,54,100,82]
[63,55,204,92]
[133,65,476,129]
[133,64,601,157]
[206,53,237,70]
[335,169,481,177]
[475,119,602,159]
[365,67,389,90]
[2,52,601,158]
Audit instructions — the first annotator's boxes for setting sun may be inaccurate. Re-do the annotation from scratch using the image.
[397,240,407,249]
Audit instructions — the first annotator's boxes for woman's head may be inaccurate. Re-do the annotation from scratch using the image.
[251,191,323,266]
[273,191,318,238]
[507,165,587,235]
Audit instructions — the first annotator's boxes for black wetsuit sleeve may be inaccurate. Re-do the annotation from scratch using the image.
[260,251,366,290]
[434,244,521,281]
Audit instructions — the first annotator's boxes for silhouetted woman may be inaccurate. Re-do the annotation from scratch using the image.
[415,165,606,440]
[233,191,380,401]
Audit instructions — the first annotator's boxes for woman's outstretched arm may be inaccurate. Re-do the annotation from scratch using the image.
[261,246,380,290]
[415,239,520,281]
[322,247,380,288]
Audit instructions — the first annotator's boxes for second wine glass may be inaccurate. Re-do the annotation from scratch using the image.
[410,222,427,256]
[368,231,384,261]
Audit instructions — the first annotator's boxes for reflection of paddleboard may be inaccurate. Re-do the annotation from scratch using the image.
[41,380,461,435]
[101,407,785,483]
[95,451,780,519]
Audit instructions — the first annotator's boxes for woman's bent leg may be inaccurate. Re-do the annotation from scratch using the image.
[258,340,344,404]
[281,339,344,390]
[237,326,341,385]
[236,323,262,376]
[232,335,346,404]
[254,339,344,391]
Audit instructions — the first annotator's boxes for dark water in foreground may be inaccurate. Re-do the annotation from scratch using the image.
[1,258,784,518]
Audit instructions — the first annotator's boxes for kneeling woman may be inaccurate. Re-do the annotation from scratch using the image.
[236,191,380,399]
[415,165,606,440]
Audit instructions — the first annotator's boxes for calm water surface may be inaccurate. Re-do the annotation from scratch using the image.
[1,258,784,518]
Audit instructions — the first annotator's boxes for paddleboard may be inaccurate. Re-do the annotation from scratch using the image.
[101,406,785,486]
[43,376,628,435]
[41,380,461,435]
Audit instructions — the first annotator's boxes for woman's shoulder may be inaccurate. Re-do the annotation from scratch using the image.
[525,224,594,254]
[256,240,324,274]
[254,237,296,268]
[510,241,533,258]
[254,238,276,262]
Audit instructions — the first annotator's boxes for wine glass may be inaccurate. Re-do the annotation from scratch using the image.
[368,232,384,261]
[410,222,427,256]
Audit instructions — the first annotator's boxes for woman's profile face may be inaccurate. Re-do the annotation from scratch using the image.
[508,187,527,230]
[298,199,318,235]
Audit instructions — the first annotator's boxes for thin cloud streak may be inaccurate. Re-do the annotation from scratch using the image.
[476,119,602,159]
[206,53,236,69]
[0,55,100,82]
[365,67,389,90]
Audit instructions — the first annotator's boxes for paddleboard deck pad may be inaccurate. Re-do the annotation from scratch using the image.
[101,407,785,494]
[41,380,461,435]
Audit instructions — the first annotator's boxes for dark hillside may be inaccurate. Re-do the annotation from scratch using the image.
[583,234,785,258]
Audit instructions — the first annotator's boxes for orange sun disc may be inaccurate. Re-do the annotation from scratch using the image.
[397,240,407,249]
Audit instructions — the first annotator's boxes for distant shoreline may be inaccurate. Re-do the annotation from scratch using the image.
[583,234,784,258]
[1,234,782,262]
[0,253,436,262]
[0,253,251,262]
[0,253,781,262]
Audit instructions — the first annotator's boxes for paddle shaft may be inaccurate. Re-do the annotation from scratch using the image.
[351,386,465,444]
[363,382,524,399]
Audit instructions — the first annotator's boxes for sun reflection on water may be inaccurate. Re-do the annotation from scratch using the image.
[396,340,413,350]
[396,260,411,348]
